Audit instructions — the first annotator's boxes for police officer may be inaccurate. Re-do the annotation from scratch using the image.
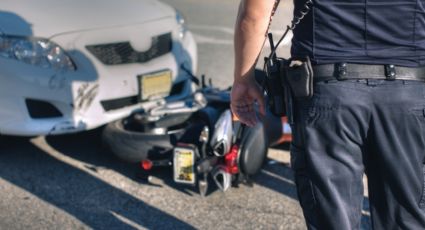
[231,0,425,229]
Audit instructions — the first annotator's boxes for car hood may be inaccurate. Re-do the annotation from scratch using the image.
[0,0,175,38]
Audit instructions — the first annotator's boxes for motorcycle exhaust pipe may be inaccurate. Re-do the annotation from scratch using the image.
[211,166,232,192]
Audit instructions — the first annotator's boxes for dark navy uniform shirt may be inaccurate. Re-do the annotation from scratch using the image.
[291,0,425,67]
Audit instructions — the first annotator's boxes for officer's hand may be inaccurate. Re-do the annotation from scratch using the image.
[230,75,266,127]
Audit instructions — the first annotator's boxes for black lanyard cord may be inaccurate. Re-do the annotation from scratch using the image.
[264,0,314,69]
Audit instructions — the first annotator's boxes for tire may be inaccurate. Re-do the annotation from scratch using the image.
[102,115,189,163]
[238,122,268,176]
[102,106,223,163]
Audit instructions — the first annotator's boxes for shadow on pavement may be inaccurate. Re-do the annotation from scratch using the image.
[45,128,296,198]
[0,134,195,229]
[41,129,371,229]
[45,128,203,197]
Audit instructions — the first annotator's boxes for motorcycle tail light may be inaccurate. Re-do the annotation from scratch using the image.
[141,160,153,170]
[224,145,239,174]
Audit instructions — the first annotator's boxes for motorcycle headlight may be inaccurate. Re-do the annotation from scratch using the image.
[176,11,188,39]
[0,35,76,71]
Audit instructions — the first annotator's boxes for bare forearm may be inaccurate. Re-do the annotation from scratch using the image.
[234,0,275,83]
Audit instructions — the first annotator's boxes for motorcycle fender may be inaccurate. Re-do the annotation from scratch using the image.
[238,122,268,176]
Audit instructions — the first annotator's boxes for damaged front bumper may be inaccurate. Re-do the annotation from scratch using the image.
[0,39,197,136]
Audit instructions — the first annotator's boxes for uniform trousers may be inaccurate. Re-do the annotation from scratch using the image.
[292,79,425,229]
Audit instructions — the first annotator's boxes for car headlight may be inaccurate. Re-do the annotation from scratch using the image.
[176,11,188,39]
[0,35,76,71]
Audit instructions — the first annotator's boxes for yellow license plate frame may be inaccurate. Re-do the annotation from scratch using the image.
[139,70,172,101]
[173,146,196,184]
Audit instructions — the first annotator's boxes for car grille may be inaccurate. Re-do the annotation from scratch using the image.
[86,33,172,65]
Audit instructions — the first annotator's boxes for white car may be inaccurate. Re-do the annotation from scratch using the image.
[0,0,197,136]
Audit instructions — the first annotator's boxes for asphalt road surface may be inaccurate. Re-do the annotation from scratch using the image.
[0,1,371,229]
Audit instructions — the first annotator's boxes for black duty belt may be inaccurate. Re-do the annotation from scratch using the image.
[312,63,425,82]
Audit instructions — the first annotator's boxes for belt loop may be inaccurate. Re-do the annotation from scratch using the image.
[385,64,396,80]
[335,63,347,80]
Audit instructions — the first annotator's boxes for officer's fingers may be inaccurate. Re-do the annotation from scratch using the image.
[239,107,256,126]
[245,104,253,112]
[233,108,256,127]
[231,104,247,122]
[244,104,253,112]
[237,112,253,126]
[256,97,266,116]
[230,94,258,126]
[230,100,245,112]
[236,106,249,113]
[246,111,258,127]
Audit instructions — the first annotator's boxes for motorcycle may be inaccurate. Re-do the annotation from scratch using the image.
[102,74,291,196]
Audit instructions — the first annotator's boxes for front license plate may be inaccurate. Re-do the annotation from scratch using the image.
[139,70,172,101]
[173,146,196,184]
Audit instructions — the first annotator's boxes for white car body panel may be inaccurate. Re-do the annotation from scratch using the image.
[0,0,197,136]
[0,0,174,37]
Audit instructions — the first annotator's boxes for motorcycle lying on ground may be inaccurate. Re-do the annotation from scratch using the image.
[102,74,291,197]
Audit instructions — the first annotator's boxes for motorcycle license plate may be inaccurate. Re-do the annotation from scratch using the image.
[173,145,196,184]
